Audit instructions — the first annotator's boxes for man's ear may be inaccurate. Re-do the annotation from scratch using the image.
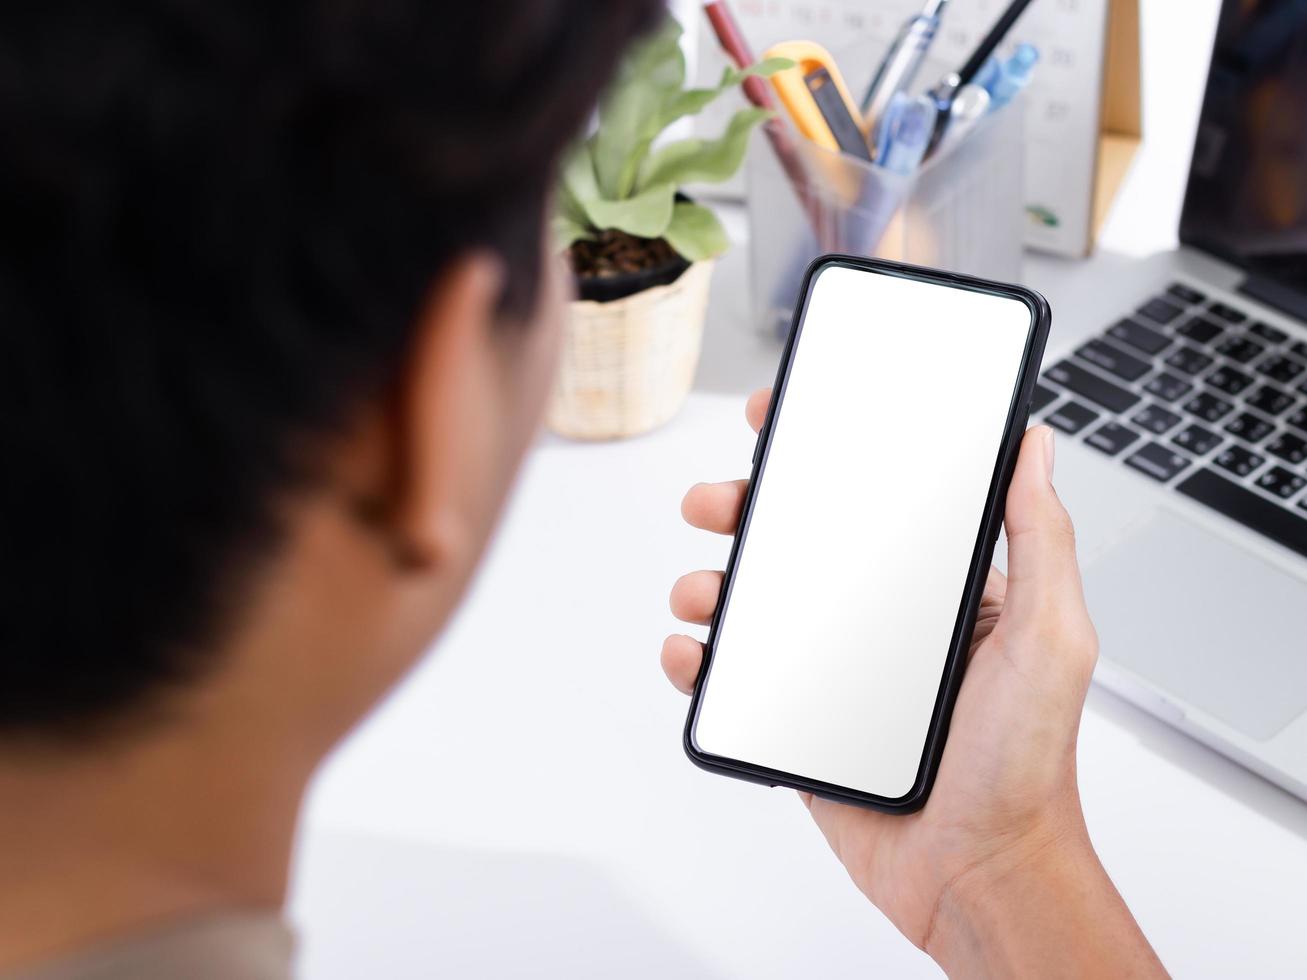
[387,252,506,570]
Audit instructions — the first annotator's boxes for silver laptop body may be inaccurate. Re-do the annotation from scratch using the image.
[1023,0,1307,799]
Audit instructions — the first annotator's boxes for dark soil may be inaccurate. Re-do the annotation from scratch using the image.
[569,229,680,280]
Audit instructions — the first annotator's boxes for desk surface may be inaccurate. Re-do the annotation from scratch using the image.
[294,393,1307,979]
[292,1,1307,976]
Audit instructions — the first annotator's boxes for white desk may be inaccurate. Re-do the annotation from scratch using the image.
[293,390,1307,979]
[292,2,1307,975]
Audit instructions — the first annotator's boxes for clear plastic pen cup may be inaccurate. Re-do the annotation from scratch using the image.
[747,94,1025,338]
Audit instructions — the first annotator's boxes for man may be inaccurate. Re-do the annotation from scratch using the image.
[0,2,1165,977]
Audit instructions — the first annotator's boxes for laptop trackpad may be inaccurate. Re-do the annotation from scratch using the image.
[1083,511,1307,741]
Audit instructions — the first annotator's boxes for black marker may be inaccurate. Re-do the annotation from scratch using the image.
[924,0,1039,157]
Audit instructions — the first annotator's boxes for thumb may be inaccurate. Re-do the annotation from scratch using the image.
[1001,426,1086,625]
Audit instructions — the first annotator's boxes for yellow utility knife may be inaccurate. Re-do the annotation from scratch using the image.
[763,41,872,161]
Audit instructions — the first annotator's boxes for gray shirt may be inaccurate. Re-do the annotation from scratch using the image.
[4,914,294,980]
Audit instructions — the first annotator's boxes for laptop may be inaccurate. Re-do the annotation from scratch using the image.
[1028,0,1307,799]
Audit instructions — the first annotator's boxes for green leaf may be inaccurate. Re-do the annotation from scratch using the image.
[552,213,594,254]
[581,182,676,239]
[654,87,726,132]
[636,106,772,192]
[592,17,686,199]
[556,144,599,248]
[718,57,795,89]
[663,201,729,261]
[653,57,794,133]
[741,56,795,78]
[556,182,589,236]
[560,143,600,211]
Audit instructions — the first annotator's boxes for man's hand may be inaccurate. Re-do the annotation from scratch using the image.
[662,389,1166,978]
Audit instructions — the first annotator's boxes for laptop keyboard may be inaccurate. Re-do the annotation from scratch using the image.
[1032,282,1307,559]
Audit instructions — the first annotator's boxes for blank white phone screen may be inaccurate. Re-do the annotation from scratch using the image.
[693,264,1034,800]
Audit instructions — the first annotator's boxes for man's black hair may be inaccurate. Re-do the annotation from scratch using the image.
[0,0,661,736]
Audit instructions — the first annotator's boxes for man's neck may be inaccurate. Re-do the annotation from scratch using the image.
[0,719,309,971]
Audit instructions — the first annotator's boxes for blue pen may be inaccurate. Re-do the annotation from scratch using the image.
[986,43,1040,109]
[861,0,950,152]
[972,55,1002,94]
[874,93,939,175]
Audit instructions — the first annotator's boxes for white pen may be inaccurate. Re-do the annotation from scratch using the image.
[860,0,950,157]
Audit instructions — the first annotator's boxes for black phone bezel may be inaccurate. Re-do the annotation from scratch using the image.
[683,254,1052,814]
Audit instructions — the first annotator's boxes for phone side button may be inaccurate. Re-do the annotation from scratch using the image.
[753,432,765,465]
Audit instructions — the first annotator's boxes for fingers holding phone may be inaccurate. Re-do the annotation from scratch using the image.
[662,390,772,695]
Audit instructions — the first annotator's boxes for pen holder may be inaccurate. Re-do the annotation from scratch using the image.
[747,96,1025,338]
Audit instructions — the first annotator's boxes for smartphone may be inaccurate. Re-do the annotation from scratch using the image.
[684,255,1051,813]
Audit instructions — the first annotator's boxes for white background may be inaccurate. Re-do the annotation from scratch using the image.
[695,267,1031,798]
[291,2,1307,978]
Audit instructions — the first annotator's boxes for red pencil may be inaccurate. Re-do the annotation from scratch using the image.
[703,1,776,110]
[702,0,821,233]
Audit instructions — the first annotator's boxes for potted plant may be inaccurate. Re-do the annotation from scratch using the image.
[550,18,787,439]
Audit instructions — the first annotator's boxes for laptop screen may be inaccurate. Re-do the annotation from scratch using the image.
[1180,0,1307,302]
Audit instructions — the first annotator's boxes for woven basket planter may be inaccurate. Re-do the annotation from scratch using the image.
[548,259,714,440]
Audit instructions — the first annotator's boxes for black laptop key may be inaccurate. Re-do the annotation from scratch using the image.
[1176,317,1224,345]
[1167,283,1205,305]
[1207,302,1247,324]
[1131,403,1182,435]
[1044,400,1098,435]
[1107,318,1170,355]
[1286,407,1307,433]
[1258,355,1305,384]
[1165,346,1214,376]
[1214,445,1265,477]
[1245,385,1294,417]
[1125,442,1191,483]
[1204,365,1255,395]
[1183,391,1234,422]
[1075,339,1150,382]
[1172,424,1221,455]
[1138,297,1184,324]
[1177,469,1307,559]
[1224,412,1275,444]
[1044,361,1140,413]
[1256,466,1307,500]
[1214,336,1264,364]
[1030,382,1059,415]
[1085,422,1140,457]
[1266,432,1307,466]
[1250,321,1288,344]
[1144,372,1193,403]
